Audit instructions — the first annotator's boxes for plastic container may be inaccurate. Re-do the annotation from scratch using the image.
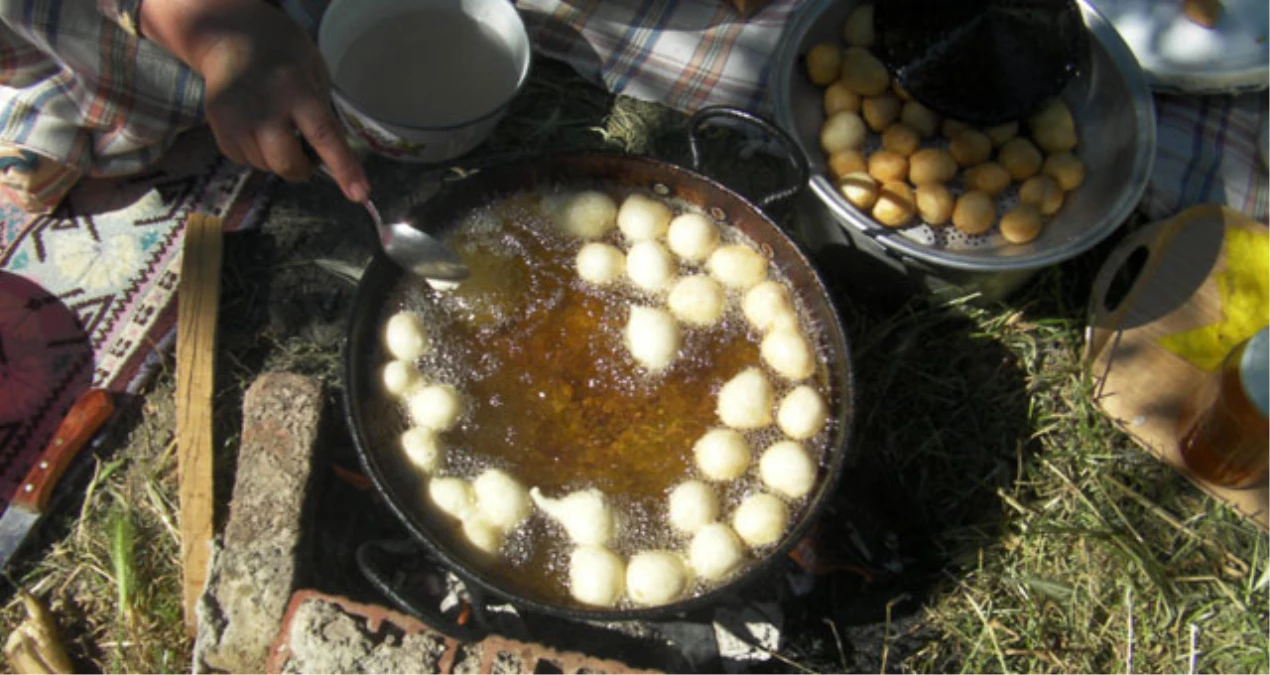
[1178,326,1270,489]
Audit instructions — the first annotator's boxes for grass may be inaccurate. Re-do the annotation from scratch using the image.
[3,58,1267,674]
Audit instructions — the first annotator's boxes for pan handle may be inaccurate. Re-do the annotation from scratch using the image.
[687,106,811,209]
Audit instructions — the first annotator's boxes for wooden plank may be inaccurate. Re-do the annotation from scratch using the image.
[176,213,223,636]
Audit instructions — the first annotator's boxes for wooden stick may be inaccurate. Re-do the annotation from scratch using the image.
[176,213,223,637]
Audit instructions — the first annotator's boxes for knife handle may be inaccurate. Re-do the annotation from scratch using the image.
[10,389,114,513]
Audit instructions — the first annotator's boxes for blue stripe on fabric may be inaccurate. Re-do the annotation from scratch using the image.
[1196,96,1233,204]
[1177,98,1210,213]
[607,0,665,92]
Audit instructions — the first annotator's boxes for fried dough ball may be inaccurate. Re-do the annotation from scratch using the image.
[908,147,957,185]
[820,110,868,154]
[823,81,861,116]
[948,130,993,167]
[382,359,423,398]
[984,121,1019,147]
[881,123,921,157]
[998,137,1043,181]
[867,150,908,183]
[407,384,463,431]
[1028,99,1078,153]
[1042,152,1086,191]
[777,385,830,440]
[473,468,531,531]
[941,118,971,139]
[827,148,868,180]
[569,546,625,607]
[914,183,954,226]
[742,280,795,334]
[668,275,726,327]
[667,212,720,263]
[694,427,752,481]
[963,162,1011,197]
[761,326,817,381]
[839,47,889,96]
[842,4,875,46]
[758,440,817,499]
[576,242,625,285]
[461,516,505,557]
[1018,175,1065,215]
[626,551,688,606]
[733,493,790,547]
[626,240,675,292]
[428,477,475,521]
[839,171,879,210]
[401,427,443,473]
[862,94,901,132]
[558,190,618,239]
[951,191,997,235]
[532,487,616,547]
[617,193,672,241]
[625,305,681,371]
[688,523,745,581]
[872,181,915,227]
[899,100,940,137]
[806,43,842,86]
[385,311,430,361]
[668,480,719,535]
[999,204,1044,244]
[707,244,768,289]
[717,367,775,429]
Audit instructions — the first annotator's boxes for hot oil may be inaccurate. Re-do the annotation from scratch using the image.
[382,190,833,608]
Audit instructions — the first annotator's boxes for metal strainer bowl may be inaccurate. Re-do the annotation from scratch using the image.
[771,0,1155,283]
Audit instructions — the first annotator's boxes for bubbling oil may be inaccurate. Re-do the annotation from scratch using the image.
[377,188,836,608]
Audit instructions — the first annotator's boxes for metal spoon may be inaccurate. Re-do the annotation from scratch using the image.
[316,165,469,282]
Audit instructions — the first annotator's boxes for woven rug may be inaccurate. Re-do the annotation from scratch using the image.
[0,129,267,511]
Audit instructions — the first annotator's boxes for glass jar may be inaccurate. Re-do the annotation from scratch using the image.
[1178,326,1270,489]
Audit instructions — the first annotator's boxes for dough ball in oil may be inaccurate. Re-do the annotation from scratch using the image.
[951,190,997,235]
[532,487,616,547]
[820,110,868,154]
[915,183,954,226]
[626,551,688,606]
[407,384,463,432]
[839,171,880,210]
[667,213,720,262]
[839,47,889,96]
[777,385,830,440]
[761,326,817,381]
[401,427,444,473]
[576,242,626,286]
[668,275,726,327]
[626,240,676,292]
[625,305,682,372]
[742,280,795,334]
[688,523,745,582]
[759,440,817,499]
[428,477,475,521]
[617,193,672,242]
[385,311,430,361]
[668,480,719,535]
[382,359,423,398]
[473,468,531,530]
[717,367,775,429]
[872,181,915,228]
[805,42,842,86]
[693,427,753,481]
[1018,175,1065,215]
[461,516,505,558]
[732,493,790,547]
[999,204,1044,244]
[707,244,768,290]
[569,546,626,607]
[558,190,618,239]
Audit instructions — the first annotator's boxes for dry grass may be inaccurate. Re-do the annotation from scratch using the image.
[2,59,1266,674]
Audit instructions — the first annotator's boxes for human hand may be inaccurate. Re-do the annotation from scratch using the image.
[141,0,369,202]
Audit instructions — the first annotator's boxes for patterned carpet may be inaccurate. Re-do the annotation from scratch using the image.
[0,129,268,510]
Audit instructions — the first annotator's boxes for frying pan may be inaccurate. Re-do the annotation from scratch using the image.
[343,108,856,622]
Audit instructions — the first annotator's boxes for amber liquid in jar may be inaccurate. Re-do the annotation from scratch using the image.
[1178,327,1270,489]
